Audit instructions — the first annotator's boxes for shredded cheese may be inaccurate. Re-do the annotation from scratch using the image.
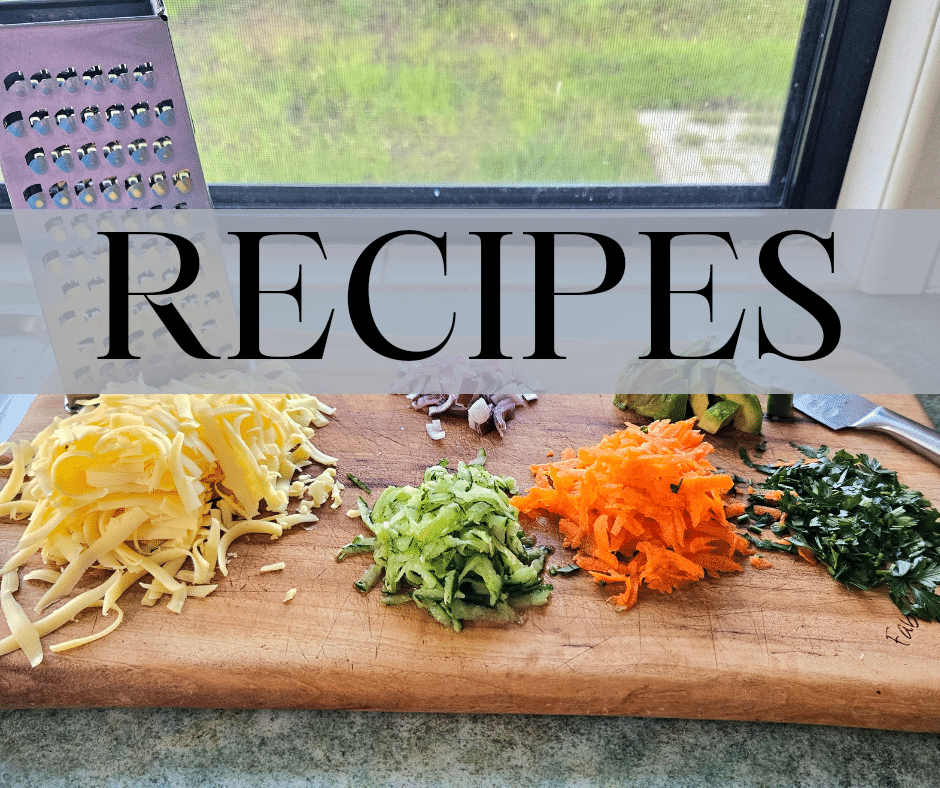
[283,588,297,603]
[259,562,286,573]
[0,382,341,665]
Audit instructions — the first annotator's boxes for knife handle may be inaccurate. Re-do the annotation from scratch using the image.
[855,406,940,468]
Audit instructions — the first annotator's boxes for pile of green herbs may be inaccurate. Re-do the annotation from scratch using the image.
[337,460,553,632]
[741,444,940,621]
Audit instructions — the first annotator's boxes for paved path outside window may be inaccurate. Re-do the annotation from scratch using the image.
[638,109,779,185]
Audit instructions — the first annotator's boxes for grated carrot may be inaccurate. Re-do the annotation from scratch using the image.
[753,505,784,520]
[796,546,818,566]
[510,419,749,611]
[750,555,773,570]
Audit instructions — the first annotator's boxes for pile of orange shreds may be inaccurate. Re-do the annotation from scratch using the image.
[510,419,751,610]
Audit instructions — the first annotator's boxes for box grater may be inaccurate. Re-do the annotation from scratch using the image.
[0,0,239,401]
[0,0,209,210]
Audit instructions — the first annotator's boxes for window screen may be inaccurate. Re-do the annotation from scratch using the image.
[0,0,892,207]
[166,0,807,189]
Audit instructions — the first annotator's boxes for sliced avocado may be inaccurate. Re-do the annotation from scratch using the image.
[696,399,739,434]
[715,370,763,433]
[613,393,689,421]
[718,392,763,433]
[689,392,711,418]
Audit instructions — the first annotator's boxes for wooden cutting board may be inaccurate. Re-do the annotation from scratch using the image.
[2,392,940,732]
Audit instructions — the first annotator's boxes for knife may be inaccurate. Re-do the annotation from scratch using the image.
[0,393,34,443]
[734,350,940,469]
[791,392,940,468]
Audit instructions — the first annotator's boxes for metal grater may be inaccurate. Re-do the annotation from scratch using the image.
[0,0,209,210]
[0,0,239,403]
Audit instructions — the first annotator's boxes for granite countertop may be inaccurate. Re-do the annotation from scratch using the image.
[3,708,940,787]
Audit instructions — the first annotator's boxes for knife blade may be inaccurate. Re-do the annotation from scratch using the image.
[791,393,940,468]
[0,393,34,443]
[734,350,940,468]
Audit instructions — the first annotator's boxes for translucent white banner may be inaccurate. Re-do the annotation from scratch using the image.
[1,208,937,397]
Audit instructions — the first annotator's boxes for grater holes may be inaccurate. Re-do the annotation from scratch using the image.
[149,171,168,196]
[78,142,99,169]
[25,147,47,174]
[173,169,192,194]
[134,63,155,89]
[140,238,161,264]
[55,107,77,133]
[72,214,93,239]
[75,178,96,205]
[128,137,148,164]
[30,69,54,95]
[24,184,46,209]
[4,110,26,138]
[162,266,179,282]
[29,109,52,136]
[51,144,74,173]
[125,174,146,201]
[61,312,79,327]
[44,217,66,243]
[108,64,131,91]
[132,300,149,316]
[49,181,71,208]
[68,249,90,271]
[155,99,174,126]
[4,71,28,97]
[153,135,173,162]
[81,105,101,131]
[131,102,151,127]
[121,209,145,232]
[106,103,127,130]
[102,140,124,167]
[100,176,121,203]
[57,68,81,93]
[42,250,63,272]
[148,207,168,229]
[83,66,105,92]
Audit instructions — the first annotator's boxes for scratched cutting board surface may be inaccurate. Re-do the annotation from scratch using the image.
[2,392,940,732]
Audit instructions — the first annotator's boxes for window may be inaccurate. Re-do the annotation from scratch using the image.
[0,0,893,208]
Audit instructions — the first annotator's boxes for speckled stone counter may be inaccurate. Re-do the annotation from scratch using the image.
[3,708,940,788]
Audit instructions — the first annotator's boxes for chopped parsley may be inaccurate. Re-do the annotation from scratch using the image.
[747,444,940,621]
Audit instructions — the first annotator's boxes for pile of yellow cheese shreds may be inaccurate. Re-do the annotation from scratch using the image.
[0,388,342,666]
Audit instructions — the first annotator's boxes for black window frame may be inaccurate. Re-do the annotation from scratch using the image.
[0,0,892,210]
